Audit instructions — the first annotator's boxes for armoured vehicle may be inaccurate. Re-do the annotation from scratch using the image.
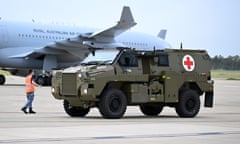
[51,48,214,119]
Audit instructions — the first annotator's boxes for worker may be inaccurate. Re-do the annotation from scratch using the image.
[21,70,40,114]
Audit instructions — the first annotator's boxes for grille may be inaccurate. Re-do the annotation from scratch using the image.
[61,73,77,96]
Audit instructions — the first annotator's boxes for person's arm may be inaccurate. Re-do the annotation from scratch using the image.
[32,80,41,87]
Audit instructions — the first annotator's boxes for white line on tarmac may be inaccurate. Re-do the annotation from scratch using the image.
[0,131,240,143]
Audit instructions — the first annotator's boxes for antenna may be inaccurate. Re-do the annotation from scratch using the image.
[153,46,156,54]
[180,42,183,50]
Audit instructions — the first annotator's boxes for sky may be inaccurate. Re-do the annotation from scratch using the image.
[0,0,239,57]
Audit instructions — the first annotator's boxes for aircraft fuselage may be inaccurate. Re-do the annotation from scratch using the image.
[0,20,170,70]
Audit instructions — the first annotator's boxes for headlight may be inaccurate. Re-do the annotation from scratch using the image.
[51,87,55,93]
[78,73,82,78]
[83,89,88,94]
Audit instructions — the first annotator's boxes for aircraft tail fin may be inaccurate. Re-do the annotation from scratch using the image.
[119,6,136,26]
[87,6,136,39]
[158,29,167,40]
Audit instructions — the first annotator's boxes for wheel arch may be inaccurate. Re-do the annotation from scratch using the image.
[179,82,203,96]
[98,81,129,100]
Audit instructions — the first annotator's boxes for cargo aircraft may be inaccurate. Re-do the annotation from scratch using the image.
[0,6,171,85]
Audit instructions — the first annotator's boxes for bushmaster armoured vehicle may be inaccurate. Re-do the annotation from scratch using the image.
[51,48,214,119]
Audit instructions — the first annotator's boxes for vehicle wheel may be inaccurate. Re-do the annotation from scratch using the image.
[98,89,127,119]
[63,100,90,117]
[140,104,164,116]
[0,75,6,85]
[175,90,200,117]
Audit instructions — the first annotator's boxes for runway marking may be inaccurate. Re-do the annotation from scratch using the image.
[0,131,240,143]
[223,85,240,88]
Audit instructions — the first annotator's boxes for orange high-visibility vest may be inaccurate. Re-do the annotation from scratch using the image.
[25,74,35,93]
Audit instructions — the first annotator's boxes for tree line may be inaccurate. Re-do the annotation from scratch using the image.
[211,55,240,70]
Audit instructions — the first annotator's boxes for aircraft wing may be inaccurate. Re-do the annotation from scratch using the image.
[7,47,63,59]
[79,6,137,49]
[9,41,89,61]
[8,43,90,71]
[87,6,136,39]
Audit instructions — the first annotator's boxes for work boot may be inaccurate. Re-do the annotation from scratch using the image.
[29,108,36,114]
[21,107,28,114]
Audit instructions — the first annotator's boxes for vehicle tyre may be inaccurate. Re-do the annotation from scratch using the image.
[0,75,6,85]
[140,104,164,116]
[175,89,200,117]
[63,100,90,117]
[98,89,127,119]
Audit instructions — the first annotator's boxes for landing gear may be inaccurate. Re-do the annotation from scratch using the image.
[35,75,52,86]
[0,75,6,85]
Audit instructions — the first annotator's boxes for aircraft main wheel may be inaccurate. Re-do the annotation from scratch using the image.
[63,100,90,117]
[175,90,200,117]
[0,75,6,85]
[36,75,52,86]
[98,89,127,119]
[140,104,164,116]
[36,76,45,86]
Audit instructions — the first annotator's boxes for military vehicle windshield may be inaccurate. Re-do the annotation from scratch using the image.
[81,49,119,65]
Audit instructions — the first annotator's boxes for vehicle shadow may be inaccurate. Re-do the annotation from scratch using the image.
[83,115,179,119]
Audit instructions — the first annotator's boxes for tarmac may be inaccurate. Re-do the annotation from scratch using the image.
[0,76,240,144]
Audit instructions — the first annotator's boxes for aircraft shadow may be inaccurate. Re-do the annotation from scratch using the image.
[1,84,25,86]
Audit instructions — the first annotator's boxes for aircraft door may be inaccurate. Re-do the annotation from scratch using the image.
[0,26,8,46]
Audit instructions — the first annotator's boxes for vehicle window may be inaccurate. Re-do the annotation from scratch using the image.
[118,52,138,67]
[158,54,169,66]
[81,50,119,65]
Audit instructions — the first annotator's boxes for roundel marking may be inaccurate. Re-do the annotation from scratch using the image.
[182,55,195,71]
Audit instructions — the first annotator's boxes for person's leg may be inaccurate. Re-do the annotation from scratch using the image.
[28,93,36,114]
[21,93,32,114]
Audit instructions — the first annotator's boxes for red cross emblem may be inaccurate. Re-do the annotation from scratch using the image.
[182,55,195,71]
